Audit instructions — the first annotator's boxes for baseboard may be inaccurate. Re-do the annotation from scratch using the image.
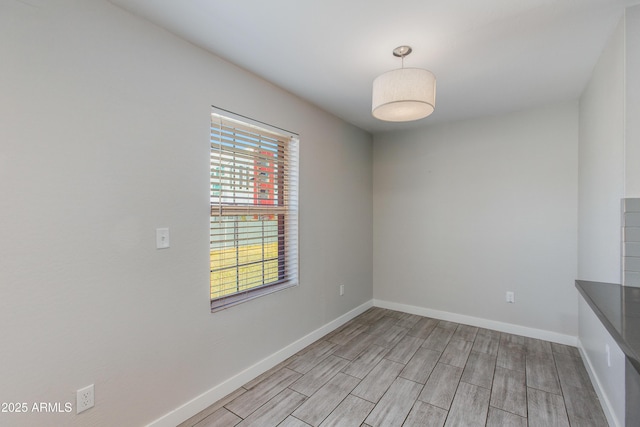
[373,299,577,346]
[576,338,622,427]
[146,300,374,427]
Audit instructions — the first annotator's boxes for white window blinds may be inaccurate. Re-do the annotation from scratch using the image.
[210,109,299,310]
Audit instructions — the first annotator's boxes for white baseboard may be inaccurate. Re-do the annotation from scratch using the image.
[576,338,622,427]
[373,299,577,346]
[146,300,373,427]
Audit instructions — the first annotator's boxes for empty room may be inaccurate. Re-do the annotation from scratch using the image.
[2,0,640,426]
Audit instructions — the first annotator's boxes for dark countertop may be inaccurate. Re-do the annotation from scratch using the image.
[576,280,640,373]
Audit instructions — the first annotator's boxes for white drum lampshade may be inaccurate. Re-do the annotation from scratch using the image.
[372,67,436,122]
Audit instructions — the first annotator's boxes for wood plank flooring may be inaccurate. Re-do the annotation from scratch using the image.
[179,308,608,427]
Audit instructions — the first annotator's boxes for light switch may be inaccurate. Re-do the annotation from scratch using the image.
[156,228,170,249]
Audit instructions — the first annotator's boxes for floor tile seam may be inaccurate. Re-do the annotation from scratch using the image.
[296,340,335,357]
[454,336,478,343]
[405,331,431,339]
[552,354,598,395]
[414,395,451,412]
[224,377,298,419]
[471,346,499,357]
[525,384,564,397]
[482,402,491,427]
[338,371,362,383]
[554,372,604,421]
[461,356,498,390]
[452,381,493,427]
[524,353,562,393]
[554,377,579,426]
[488,403,528,420]
[495,361,526,373]
[488,363,528,419]
[351,353,400,377]
[285,391,310,425]
[458,379,491,391]
[557,377,600,398]
[424,361,467,422]
[462,379,493,391]
[550,348,581,358]
[395,376,425,388]
[288,348,337,372]
[295,384,354,427]
[289,365,348,398]
[437,376,462,427]
[376,355,409,366]
[394,398,420,427]
[436,356,470,370]
[188,388,249,425]
[330,353,352,364]
[344,356,393,374]
[348,390,378,405]
[524,349,554,358]
[421,344,450,353]
[349,372,424,407]
[468,348,499,358]
[371,380,428,427]
[327,330,368,347]
[314,388,377,426]
[494,364,526,376]
[288,359,329,375]
[397,372,428,385]
[550,377,574,427]
[225,383,307,422]
[383,353,419,365]
[412,360,441,387]
[223,403,245,421]
[524,373,563,396]
[332,334,377,361]
[287,414,311,426]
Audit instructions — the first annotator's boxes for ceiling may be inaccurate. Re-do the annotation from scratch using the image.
[109,0,637,134]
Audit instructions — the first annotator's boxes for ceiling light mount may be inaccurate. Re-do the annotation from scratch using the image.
[392,45,412,58]
[372,45,436,122]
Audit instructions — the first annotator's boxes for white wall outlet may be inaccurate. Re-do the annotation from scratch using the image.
[339,284,344,296]
[156,228,170,249]
[76,384,94,414]
[506,291,515,303]
[606,343,611,367]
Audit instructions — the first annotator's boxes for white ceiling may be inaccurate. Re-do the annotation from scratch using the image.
[110,0,637,134]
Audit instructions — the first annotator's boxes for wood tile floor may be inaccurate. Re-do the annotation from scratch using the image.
[179,307,608,427]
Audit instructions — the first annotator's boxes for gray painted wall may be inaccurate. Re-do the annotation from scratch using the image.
[373,102,579,336]
[0,1,373,425]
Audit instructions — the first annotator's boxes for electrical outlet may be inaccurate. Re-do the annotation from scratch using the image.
[156,228,170,249]
[76,384,94,414]
[339,284,344,296]
[505,291,515,303]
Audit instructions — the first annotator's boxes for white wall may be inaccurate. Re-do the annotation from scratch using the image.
[577,14,627,427]
[626,5,640,197]
[0,1,372,426]
[578,16,626,284]
[373,103,579,337]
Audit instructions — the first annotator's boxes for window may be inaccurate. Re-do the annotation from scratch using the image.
[210,109,299,311]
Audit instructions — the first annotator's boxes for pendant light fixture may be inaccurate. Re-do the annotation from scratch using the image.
[372,46,436,122]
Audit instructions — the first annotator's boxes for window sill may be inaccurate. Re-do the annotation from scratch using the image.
[210,280,298,312]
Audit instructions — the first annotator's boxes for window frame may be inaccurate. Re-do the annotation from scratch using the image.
[209,108,299,311]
